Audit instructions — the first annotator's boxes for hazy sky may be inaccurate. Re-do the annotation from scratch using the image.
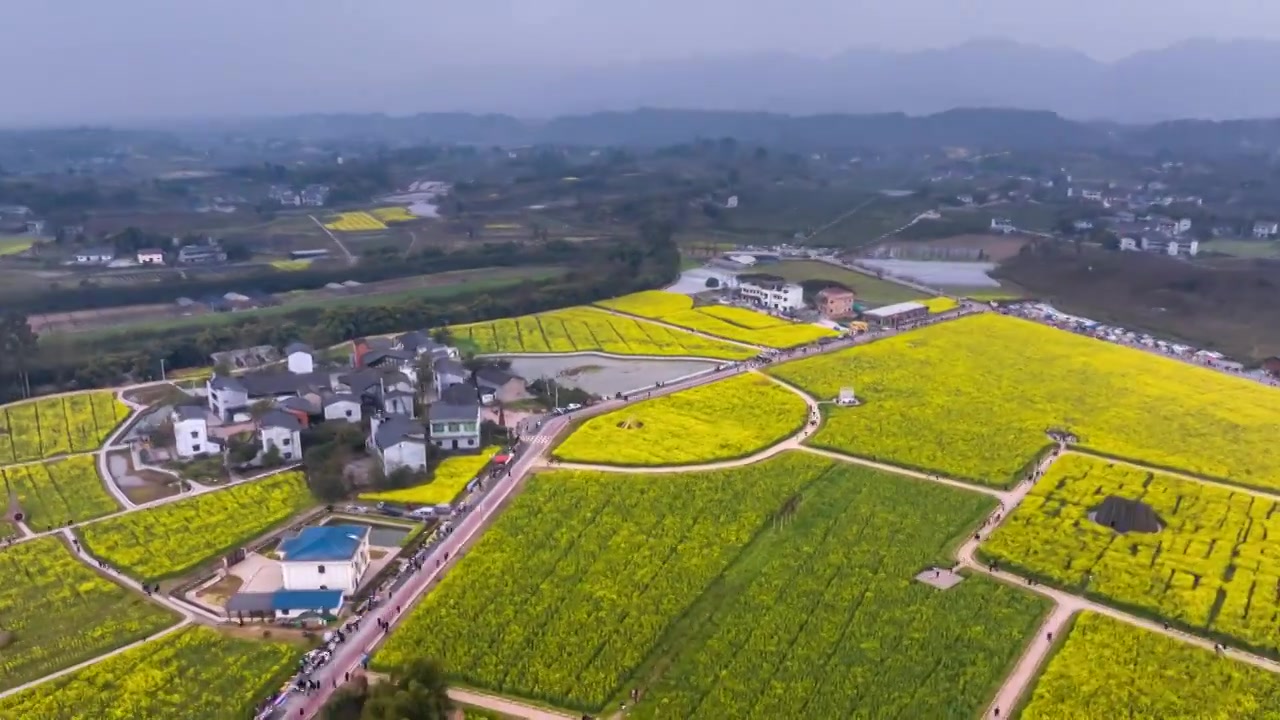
[5,0,1276,124]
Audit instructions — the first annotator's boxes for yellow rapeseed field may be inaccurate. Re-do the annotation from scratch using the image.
[984,453,1280,651]
[553,374,807,465]
[323,212,387,232]
[448,306,756,361]
[371,206,416,223]
[770,313,1280,489]
[921,297,958,313]
[360,448,500,505]
[597,291,837,349]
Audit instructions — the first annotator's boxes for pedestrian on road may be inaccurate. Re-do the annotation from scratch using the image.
[1047,632,1053,642]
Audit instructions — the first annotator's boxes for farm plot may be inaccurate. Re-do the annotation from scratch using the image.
[553,374,807,466]
[372,206,416,223]
[770,313,1280,489]
[324,211,387,232]
[360,447,500,505]
[627,462,1046,720]
[78,471,314,582]
[597,291,837,349]
[0,536,179,692]
[3,454,119,527]
[0,391,130,465]
[1019,613,1280,720]
[449,307,756,361]
[982,453,1280,654]
[0,626,298,720]
[374,453,835,711]
[921,296,959,313]
[374,453,1047,717]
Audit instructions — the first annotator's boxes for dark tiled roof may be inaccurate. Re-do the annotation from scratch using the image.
[260,409,304,431]
[373,416,426,449]
[429,403,480,423]
[440,384,480,405]
[285,342,313,355]
[173,405,206,422]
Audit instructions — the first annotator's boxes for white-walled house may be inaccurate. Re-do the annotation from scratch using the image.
[737,279,804,311]
[278,524,371,595]
[428,403,481,451]
[258,409,304,462]
[371,415,429,474]
[172,406,219,458]
[433,358,468,393]
[286,342,315,375]
[322,393,362,423]
[207,376,250,420]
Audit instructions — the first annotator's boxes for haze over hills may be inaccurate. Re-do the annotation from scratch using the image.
[454,38,1280,123]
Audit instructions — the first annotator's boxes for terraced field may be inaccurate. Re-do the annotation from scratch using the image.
[2,454,119,527]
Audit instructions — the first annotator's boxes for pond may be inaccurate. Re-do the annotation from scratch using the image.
[504,355,718,397]
[317,518,412,548]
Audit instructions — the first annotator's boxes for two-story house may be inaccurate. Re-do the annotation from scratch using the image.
[258,409,304,462]
[322,392,362,423]
[172,406,219,458]
[428,403,482,451]
[285,342,315,375]
[370,414,429,474]
[278,524,371,595]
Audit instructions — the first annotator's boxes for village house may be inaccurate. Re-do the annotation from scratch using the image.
[370,414,429,474]
[278,524,371,595]
[225,589,345,622]
[737,277,804,311]
[136,249,165,265]
[814,287,856,319]
[427,403,482,451]
[258,409,304,462]
[285,342,315,375]
[433,358,468,392]
[172,406,219,458]
[73,247,115,265]
[322,393,362,423]
[474,367,528,405]
[1253,221,1279,239]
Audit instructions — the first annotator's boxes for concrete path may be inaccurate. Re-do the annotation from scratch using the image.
[449,689,577,720]
[310,214,355,265]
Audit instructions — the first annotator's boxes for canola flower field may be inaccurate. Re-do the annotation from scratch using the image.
[0,391,130,465]
[449,306,755,361]
[921,296,959,313]
[770,313,1280,489]
[78,471,314,582]
[553,374,807,466]
[1019,613,1280,720]
[375,453,1047,716]
[0,626,298,720]
[0,537,178,692]
[360,447,500,505]
[981,454,1280,654]
[596,291,837,349]
[323,211,387,232]
[2,455,119,527]
[371,206,416,223]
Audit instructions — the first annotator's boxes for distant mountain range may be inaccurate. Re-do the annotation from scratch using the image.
[426,38,1280,123]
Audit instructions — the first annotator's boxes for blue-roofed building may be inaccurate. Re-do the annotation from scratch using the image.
[279,525,371,595]
[225,589,344,620]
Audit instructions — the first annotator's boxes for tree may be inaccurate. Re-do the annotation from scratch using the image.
[262,444,283,468]
[361,659,452,720]
[0,311,38,400]
[321,681,368,720]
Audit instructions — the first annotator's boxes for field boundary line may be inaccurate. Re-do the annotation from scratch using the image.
[592,307,764,351]
[0,617,193,701]
[1064,447,1280,504]
[309,214,355,265]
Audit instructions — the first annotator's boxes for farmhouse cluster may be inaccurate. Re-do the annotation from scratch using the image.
[174,331,527,475]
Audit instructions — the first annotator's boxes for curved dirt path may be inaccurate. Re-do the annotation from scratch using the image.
[448,689,576,720]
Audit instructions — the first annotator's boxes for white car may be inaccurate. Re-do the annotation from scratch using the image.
[565,403,582,411]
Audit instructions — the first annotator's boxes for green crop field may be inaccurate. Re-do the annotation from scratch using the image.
[1019,613,1280,719]
[553,374,807,466]
[0,536,179,692]
[0,626,298,719]
[375,452,1046,717]
[770,313,1280,489]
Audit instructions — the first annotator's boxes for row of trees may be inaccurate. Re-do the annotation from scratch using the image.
[1,227,680,403]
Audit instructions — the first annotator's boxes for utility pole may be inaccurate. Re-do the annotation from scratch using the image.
[160,358,167,382]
